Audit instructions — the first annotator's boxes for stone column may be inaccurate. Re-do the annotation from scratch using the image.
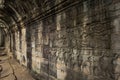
[34,21,43,73]
[56,11,67,80]
[80,1,94,80]
[0,29,2,46]
[14,30,21,61]
[21,27,27,66]
[112,14,120,80]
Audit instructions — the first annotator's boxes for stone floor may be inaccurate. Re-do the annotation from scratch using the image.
[0,54,35,80]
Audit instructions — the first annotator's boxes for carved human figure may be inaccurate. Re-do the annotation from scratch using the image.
[114,55,120,80]
[81,56,92,76]
[99,53,114,79]
[93,57,101,76]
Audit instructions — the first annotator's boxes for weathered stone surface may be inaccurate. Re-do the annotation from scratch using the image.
[1,0,120,80]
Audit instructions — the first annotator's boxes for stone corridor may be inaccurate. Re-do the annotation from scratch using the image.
[0,0,120,80]
[0,49,35,80]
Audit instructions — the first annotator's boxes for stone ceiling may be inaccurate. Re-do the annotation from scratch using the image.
[0,0,69,33]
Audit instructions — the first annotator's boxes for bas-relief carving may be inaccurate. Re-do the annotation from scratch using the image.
[81,56,92,76]
[113,54,120,80]
[98,56,114,80]
[8,0,120,80]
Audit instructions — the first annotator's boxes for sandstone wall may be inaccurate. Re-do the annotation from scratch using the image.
[11,0,120,80]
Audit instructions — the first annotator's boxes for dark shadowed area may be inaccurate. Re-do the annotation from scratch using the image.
[0,0,120,80]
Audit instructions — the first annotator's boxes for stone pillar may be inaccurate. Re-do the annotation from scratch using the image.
[34,21,43,73]
[0,29,2,46]
[21,27,27,66]
[4,33,10,53]
[0,29,5,47]
[112,13,120,80]
[14,30,21,61]
[56,12,67,80]
[80,1,94,80]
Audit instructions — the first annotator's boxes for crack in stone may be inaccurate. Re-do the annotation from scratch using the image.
[0,57,17,80]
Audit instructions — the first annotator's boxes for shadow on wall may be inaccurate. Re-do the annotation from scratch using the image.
[65,70,87,80]
[26,26,32,70]
[64,54,116,80]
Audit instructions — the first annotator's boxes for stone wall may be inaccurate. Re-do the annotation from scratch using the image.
[10,0,120,80]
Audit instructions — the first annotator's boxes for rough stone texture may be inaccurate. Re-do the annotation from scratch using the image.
[0,52,35,80]
[1,0,120,80]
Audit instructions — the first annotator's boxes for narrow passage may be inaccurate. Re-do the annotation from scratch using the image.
[0,50,35,80]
